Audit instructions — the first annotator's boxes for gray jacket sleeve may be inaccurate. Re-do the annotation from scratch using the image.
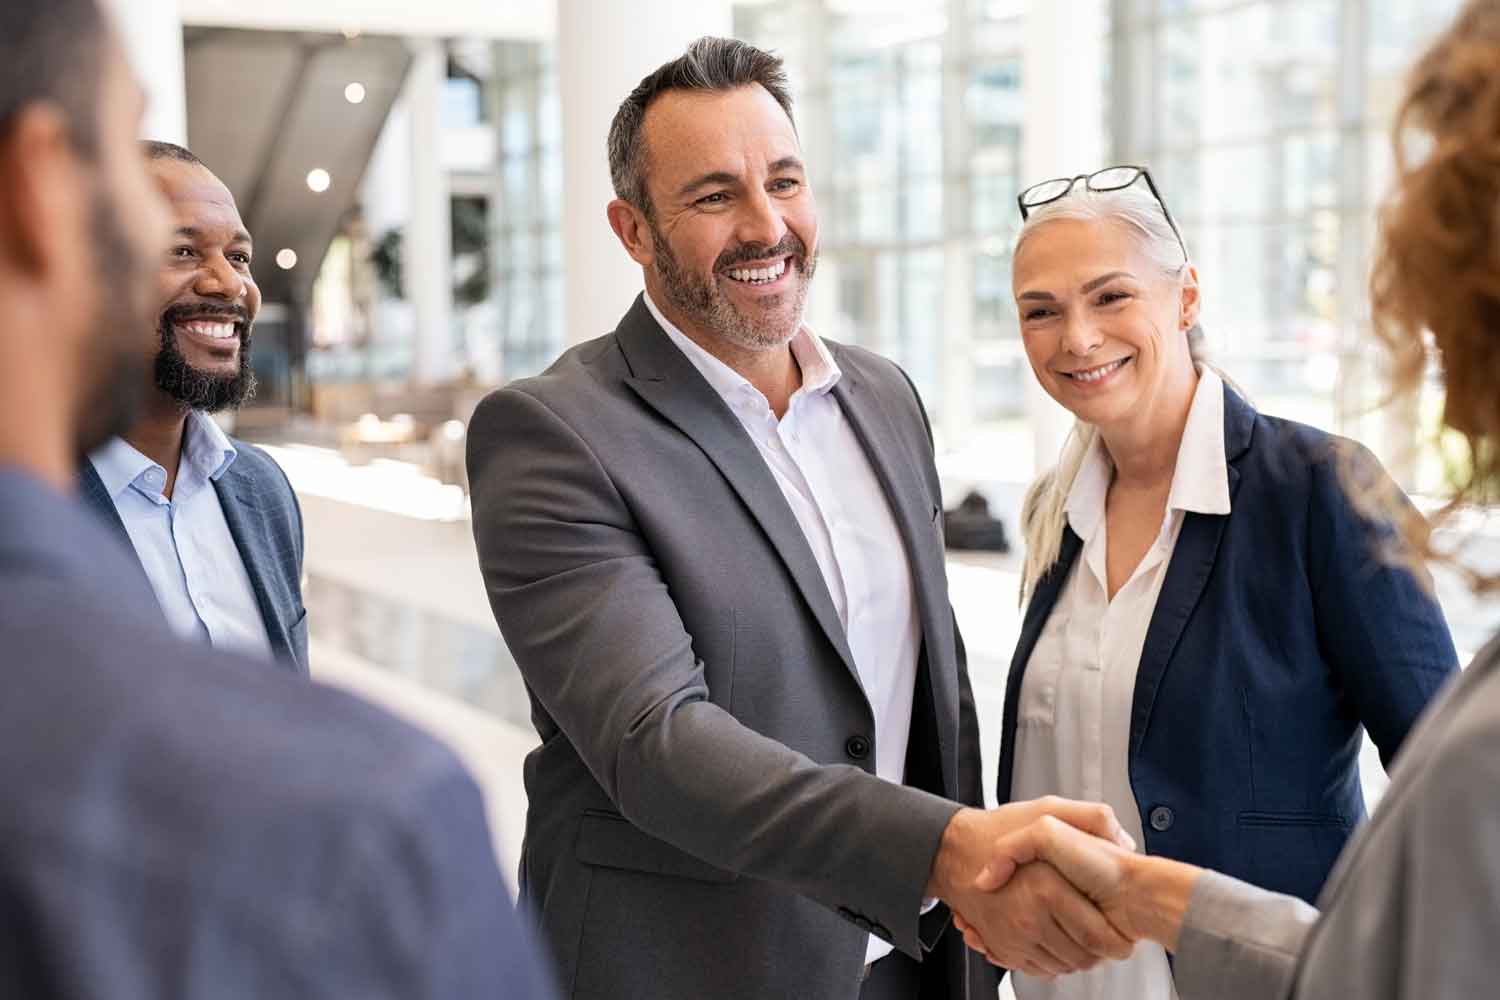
[1177,647,1500,1000]
[466,386,960,958]
[1173,872,1318,1000]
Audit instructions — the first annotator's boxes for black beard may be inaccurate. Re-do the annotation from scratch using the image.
[154,304,257,413]
[650,223,816,352]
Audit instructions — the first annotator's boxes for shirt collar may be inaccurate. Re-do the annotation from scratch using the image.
[1065,366,1231,541]
[183,409,239,484]
[643,290,841,411]
[86,410,238,500]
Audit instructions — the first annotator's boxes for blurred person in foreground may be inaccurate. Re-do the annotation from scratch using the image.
[466,36,1134,1000]
[958,2,1500,997]
[0,2,552,996]
[78,140,307,675]
[984,162,1454,1000]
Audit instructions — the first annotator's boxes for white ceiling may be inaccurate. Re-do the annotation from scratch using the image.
[178,0,554,41]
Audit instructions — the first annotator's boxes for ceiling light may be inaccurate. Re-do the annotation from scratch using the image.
[306,168,331,193]
[276,249,298,270]
[344,82,366,105]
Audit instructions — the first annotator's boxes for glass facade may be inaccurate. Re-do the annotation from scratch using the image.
[491,41,565,381]
[1108,0,1462,488]
[330,0,1466,489]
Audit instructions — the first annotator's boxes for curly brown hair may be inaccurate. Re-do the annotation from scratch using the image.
[1368,0,1500,593]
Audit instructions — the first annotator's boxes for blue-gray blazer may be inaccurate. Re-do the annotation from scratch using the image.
[997,384,1459,905]
[79,441,308,675]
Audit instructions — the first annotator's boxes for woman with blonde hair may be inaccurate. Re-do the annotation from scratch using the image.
[961,2,1500,997]
[988,163,1457,998]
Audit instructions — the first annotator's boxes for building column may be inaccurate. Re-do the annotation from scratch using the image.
[406,38,455,385]
[109,0,187,144]
[556,0,733,346]
[1022,0,1105,473]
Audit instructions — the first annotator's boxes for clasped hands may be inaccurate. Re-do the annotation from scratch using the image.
[924,797,1154,980]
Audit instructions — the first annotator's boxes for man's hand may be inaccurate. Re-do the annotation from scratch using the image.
[956,814,1203,959]
[925,799,1137,977]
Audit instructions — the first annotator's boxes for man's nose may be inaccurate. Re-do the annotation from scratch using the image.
[194,255,246,300]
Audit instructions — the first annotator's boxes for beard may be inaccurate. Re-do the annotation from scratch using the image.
[153,302,257,413]
[74,189,151,458]
[649,221,816,352]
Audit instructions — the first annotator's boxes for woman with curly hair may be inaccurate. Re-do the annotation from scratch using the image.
[957,2,1500,997]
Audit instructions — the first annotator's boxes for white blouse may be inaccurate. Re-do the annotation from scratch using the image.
[1011,368,1230,1000]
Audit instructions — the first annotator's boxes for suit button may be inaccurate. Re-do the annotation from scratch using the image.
[845,735,871,761]
[1149,805,1174,832]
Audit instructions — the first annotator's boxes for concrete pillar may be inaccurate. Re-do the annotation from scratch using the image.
[406,38,455,384]
[556,0,732,345]
[1023,0,1106,473]
[108,0,187,144]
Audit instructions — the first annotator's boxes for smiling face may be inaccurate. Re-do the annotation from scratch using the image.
[1013,216,1200,431]
[146,157,259,412]
[614,84,818,353]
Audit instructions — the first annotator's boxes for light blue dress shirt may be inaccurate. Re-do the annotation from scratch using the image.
[87,412,274,661]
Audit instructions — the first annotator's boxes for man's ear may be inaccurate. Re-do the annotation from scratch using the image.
[607,198,656,268]
[0,104,85,278]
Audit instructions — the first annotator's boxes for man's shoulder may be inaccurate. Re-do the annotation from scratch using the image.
[227,438,294,494]
[824,337,915,393]
[0,576,481,892]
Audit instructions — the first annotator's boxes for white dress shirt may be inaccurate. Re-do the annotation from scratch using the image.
[646,293,923,966]
[1011,368,1230,1000]
[87,410,274,662]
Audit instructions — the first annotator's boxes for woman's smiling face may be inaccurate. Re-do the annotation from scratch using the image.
[1012,216,1199,430]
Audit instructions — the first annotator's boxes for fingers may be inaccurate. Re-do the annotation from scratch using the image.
[961,862,1126,977]
[1029,796,1136,851]
[1045,869,1135,961]
[975,819,1049,891]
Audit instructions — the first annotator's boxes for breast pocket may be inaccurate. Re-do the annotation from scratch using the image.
[1018,611,1070,727]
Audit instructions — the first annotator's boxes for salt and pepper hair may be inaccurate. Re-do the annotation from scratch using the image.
[1015,183,1235,602]
[607,36,795,218]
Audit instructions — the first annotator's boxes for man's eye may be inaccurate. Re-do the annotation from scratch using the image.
[698,192,729,206]
[770,178,800,193]
[170,247,195,259]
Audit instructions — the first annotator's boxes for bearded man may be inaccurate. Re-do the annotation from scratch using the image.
[80,141,306,674]
[466,36,1130,1000]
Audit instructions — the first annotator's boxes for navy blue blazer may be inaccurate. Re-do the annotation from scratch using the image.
[997,385,1459,904]
[79,439,309,675]
[0,466,554,999]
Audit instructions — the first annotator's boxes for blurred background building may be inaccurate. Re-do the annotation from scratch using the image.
[113,1,1497,965]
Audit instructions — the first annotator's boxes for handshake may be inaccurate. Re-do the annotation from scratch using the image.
[925,798,1197,979]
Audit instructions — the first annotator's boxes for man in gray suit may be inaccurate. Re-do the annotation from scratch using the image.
[467,36,1132,1000]
[0,2,553,996]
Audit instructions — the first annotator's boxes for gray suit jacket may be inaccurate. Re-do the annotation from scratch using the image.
[0,465,554,998]
[466,295,994,999]
[79,440,309,675]
[1174,631,1500,999]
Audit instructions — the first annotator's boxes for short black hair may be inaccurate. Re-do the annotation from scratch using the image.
[0,0,107,159]
[142,140,203,166]
[607,37,794,216]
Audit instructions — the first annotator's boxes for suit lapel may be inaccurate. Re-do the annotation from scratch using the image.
[213,464,294,670]
[829,367,947,650]
[828,359,958,762]
[76,459,167,605]
[617,298,861,687]
[997,531,1083,802]
[78,460,134,549]
[1128,383,1255,758]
